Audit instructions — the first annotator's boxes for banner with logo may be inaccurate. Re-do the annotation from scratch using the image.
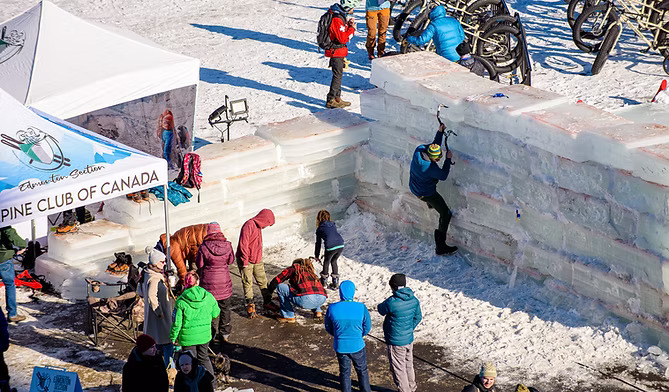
[0,88,168,227]
[30,366,83,392]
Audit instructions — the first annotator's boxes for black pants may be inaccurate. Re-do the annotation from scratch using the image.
[320,247,343,276]
[327,57,345,102]
[420,192,452,234]
[211,297,232,339]
[0,352,9,392]
[183,344,215,379]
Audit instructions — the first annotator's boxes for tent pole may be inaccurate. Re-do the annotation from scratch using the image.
[30,219,36,242]
[163,184,173,275]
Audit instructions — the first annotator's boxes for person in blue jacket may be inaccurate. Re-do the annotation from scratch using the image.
[409,122,457,255]
[315,210,345,290]
[406,4,465,62]
[378,274,422,392]
[324,280,372,392]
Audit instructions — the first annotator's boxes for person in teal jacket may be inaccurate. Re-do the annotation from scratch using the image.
[0,226,26,322]
[171,272,220,381]
[378,274,422,392]
[406,5,465,61]
[325,280,372,392]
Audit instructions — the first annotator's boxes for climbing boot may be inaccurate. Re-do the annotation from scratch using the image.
[246,303,258,319]
[336,97,351,107]
[326,98,345,109]
[329,274,340,290]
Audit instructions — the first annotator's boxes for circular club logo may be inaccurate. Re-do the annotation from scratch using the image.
[1,127,70,171]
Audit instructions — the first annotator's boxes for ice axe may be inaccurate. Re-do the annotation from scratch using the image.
[437,104,457,164]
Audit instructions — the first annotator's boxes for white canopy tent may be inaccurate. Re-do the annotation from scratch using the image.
[0,88,174,270]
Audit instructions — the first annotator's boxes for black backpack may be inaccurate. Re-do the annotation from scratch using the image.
[317,10,346,51]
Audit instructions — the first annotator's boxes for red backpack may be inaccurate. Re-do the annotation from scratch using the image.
[176,152,202,201]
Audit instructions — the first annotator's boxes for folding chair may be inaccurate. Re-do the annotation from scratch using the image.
[85,278,141,346]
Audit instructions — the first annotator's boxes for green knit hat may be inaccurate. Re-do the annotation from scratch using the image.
[427,143,442,160]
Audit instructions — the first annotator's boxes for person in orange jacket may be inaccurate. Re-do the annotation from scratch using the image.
[324,0,359,109]
[158,223,209,282]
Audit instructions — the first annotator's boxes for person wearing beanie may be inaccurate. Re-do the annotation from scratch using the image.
[122,334,169,392]
[236,209,275,318]
[323,0,358,109]
[324,280,372,392]
[174,350,214,392]
[409,122,457,256]
[378,273,422,392]
[195,222,235,347]
[455,42,487,78]
[170,272,220,381]
[137,247,174,368]
[461,362,497,392]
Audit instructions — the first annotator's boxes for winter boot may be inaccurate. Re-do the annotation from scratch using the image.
[329,274,340,290]
[434,230,448,255]
[326,98,346,109]
[246,303,258,319]
[312,309,323,320]
[320,273,329,288]
[336,97,351,107]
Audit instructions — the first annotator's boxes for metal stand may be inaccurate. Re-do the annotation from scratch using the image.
[208,95,249,142]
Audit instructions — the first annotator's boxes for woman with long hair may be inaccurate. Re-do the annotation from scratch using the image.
[314,210,344,290]
[265,258,327,323]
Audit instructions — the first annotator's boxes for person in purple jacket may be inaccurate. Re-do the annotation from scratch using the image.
[195,222,235,347]
[314,210,345,290]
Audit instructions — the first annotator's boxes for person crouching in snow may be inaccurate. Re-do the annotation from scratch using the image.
[409,122,457,255]
[122,334,169,392]
[462,362,497,392]
[170,272,219,384]
[325,0,358,109]
[265,258,328,323]
[325,280,372,392]
[174,350,214,392]
[315,209,344,290]
[378,273,422,392]
[195,222,235,347]
[406,4,464,62]
[236,209,275,318]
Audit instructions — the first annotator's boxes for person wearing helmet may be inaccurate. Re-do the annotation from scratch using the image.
[408,123,457,255]
[406,4,465,62]
[325,0,358,109]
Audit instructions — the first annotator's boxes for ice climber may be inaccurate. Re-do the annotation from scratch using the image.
[409,122,458,255]
[236,208,275,318]
[324,0,358,109]
[406,4,465,62]
[325,280,372,392]
[462,362,498,392]
[378,273,422,392]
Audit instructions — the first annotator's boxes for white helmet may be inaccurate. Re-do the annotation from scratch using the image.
[340,0,359,12]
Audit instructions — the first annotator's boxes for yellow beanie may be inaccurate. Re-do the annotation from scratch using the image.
[427,143,442,160]
[515,384,530,392]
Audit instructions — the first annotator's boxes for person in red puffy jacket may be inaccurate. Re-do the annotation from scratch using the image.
[235,209,275,318]
[325,0,357,109]
[195,222,234,346]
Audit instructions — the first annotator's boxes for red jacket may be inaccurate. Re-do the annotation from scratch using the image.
[235,209,275,267]
[326,11,354,58]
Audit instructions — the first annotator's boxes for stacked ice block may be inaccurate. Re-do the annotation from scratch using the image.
[36,110,369,300]
[358,51,669,340]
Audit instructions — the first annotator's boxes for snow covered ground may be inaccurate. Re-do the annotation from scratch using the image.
[3,0,669,390]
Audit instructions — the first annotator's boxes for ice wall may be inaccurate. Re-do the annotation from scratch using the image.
[358,51,669,344]
[36,109,369,300]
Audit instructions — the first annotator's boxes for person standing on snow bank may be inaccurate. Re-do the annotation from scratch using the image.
[378,273,422,392]
[365,0,390,60]
[265,257,328,323]
[195,222,235,347]
[324,0,358,109]
[236,209,275,318]
[409,122,457,255]
[138,248,174,368]
[462,362,498,392]
[406,4,465,62]
[0,226,26,323]
[325,280,372,392]
[122,334,169,392]
[314,209,345,290]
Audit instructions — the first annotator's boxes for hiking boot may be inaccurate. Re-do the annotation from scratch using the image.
[320,274,328,288]
[312,310,323,320]
[8,315,26,323]
[336,97,351,107]
[140,190,150,201]
[246,303,258,319]
[368,53,375,61]
[264,302,280,313]
[326,98,346,109]
[329,274,340,290]
[277,317,296,323]
[55,224,77,235]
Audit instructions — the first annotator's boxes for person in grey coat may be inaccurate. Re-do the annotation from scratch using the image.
[378,274,422,392]
[138,248,174,368]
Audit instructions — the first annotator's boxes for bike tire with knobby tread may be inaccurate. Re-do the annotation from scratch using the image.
[476,23,523,73]
[572,3,617,53]
[591,22,620,75]
[392,0,424,42]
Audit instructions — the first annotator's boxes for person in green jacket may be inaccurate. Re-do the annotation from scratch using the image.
[0,226,27,322]
[170,271,220,383]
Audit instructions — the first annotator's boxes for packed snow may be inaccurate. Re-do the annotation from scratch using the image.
[3,0,669,390]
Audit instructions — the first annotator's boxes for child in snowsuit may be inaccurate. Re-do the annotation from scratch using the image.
[314,210,344,290]
[174,350,214,392]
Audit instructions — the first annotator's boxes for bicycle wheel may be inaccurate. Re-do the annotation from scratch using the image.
[475,23,524,73]
[654,21,669,57]
[472,54,500,81]
[392,0,425,42]
[464,0,506,30]
[567,0,602,29]
[479,14,517,33]
[572,3,617,53]
[591,22,620,75]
